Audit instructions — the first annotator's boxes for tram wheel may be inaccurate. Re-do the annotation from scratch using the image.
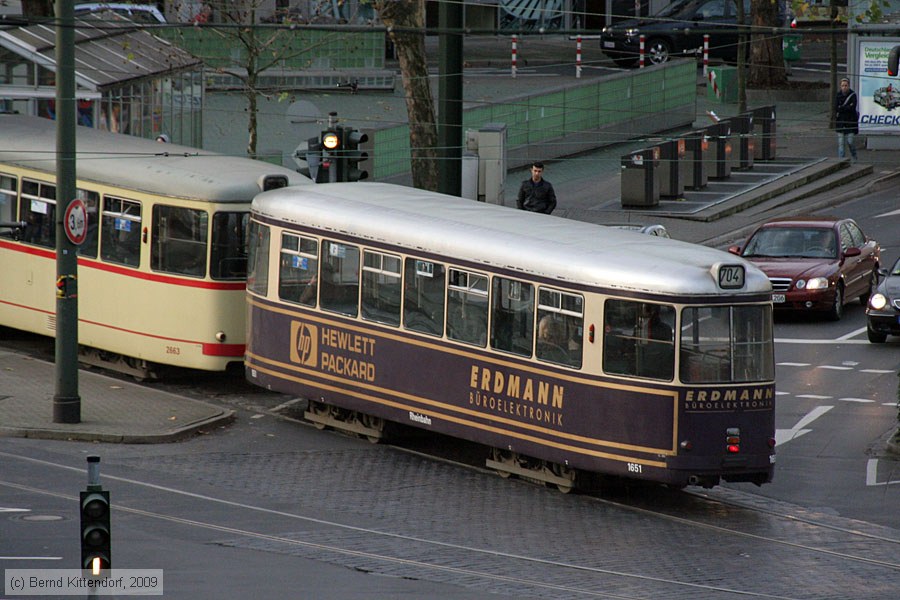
[490,448,514,478]
[308,401,329,430]
[360,414,385,443]
[550,462,576,494]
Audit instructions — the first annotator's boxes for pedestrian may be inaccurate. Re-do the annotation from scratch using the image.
[834,77,859,161]
[516,161,557,214]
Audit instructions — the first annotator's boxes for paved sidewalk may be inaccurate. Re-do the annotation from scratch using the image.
[0,351,233,443]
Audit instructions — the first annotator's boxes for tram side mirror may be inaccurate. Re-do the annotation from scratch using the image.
[726,245,741,255]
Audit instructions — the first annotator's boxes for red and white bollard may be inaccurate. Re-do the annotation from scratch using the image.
[511,35,517,78]
[703,34,709,77]
[576,35,582,78]
[639,35,645,68]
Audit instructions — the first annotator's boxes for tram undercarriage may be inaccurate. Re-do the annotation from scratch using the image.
[78,346,160,381]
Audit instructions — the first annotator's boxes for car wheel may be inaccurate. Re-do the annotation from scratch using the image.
[826,283,844,321]
[647,38,672,65]
[859,269,877,306]
[867,326,887,343]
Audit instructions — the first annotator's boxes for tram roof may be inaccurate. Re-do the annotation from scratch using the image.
[0,114,310,203]
[253,182,773,298]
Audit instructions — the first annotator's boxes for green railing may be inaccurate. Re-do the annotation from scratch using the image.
[370,60,697,180]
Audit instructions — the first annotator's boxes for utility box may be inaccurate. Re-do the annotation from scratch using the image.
[465,123,507,205]
[678,131,708,190]
[731,114,754,170]
[783,35,801,61]
[707,66,738,103]
[657,139,684,198]
[620,147,660,208]
[751,105,777,161]
[705,122,733,180]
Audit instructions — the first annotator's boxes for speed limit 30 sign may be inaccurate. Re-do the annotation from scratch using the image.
[64,198,88,245]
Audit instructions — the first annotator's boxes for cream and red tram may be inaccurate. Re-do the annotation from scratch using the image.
[0,114,310,378]
[245,183,776,489]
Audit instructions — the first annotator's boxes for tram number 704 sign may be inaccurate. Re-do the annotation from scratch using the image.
[64,198,88,245]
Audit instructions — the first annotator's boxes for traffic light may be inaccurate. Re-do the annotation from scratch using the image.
[889,45,900,76]
[339,127,369,182]
[321,128,341,183]
[80,490,111,572]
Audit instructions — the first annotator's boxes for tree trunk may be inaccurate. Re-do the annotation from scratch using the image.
[748,0,788,87]
[377,0,439,191]
[22,0,52,17]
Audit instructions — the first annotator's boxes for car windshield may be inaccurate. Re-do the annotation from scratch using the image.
[655,0,697,17]
[742,227,837,259]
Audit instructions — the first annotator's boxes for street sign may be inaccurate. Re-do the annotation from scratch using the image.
[64,198,87,245]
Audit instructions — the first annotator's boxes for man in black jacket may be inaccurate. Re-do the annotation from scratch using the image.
[834,77,859,161]
[516,162,557,214]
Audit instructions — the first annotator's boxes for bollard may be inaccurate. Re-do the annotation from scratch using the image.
[621,147,660,207]
[511,35,517,78]
[576,35,582,78]
[679,131,708,190]
[751,105,776,161]
[657,139,685,198]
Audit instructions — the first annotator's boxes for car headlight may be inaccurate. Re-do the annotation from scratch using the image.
[869,293,888,310]
[626,28,639,37]
[803,277,830,290]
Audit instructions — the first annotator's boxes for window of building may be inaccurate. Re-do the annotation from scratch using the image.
[536,288,583,368]
[403,258,445,337]
[320,240,360,317]
[447,268,488,346]
[279,233,318,306]
[490,277,534,357]
[362,250,402,326]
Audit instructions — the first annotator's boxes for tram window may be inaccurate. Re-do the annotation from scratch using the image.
[19,179,56,248]
[151,205,208,277]
[362,250,402,326]
[319,240,360,317]
[603,299,675,380]
[101,196,142,267]
[447,268,488,347]
[279,233,318,306]
[211,212,249,280]
[536,288,583,368]
[490,278,533,357]
[75,189,99,258]
[403,258,445,336]
[246,221,270,296]
[680,305,774,383]
[0,174,16,239]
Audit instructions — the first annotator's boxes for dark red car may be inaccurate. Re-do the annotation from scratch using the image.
[728,217,881,320]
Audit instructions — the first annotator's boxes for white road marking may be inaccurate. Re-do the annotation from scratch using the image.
[775,405,833,446]
[777,362,810,367]
[817,365,854,371]
[796,394,832,400]
[839,398,875,403]
[271,397,305,412]
[837,328,866,341]
[866,459,900,486]
[0,508,29,513]
[861,369,895,374]
[875,207,900,217]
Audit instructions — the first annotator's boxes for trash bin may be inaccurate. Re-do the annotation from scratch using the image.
[657,139,684,198]
[707,65,738,104]
[620,147,660,208]
[751,105,776,161]
[705,122,733,180]
[783,35,801,62]
[678,131,708,191]
[730,114,754,170]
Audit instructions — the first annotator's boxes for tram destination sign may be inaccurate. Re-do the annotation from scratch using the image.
[64,198,87,245]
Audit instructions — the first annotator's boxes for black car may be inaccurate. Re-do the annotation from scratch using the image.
[600,0,781,68]
[866,256,900,343]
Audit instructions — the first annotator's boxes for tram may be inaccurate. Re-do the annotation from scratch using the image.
[0,114,310,378]
[245,182,777,490]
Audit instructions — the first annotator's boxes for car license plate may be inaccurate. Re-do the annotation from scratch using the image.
[772,294,786,303]
[603,41,615,49]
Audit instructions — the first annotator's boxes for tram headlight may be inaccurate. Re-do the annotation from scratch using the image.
[215,331,227,342]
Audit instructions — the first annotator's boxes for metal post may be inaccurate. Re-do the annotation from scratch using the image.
[54,0,80,424]
[576,35,582,78]
[437,0,462,197]
[511,35,517,78]
[639,35,645,68]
